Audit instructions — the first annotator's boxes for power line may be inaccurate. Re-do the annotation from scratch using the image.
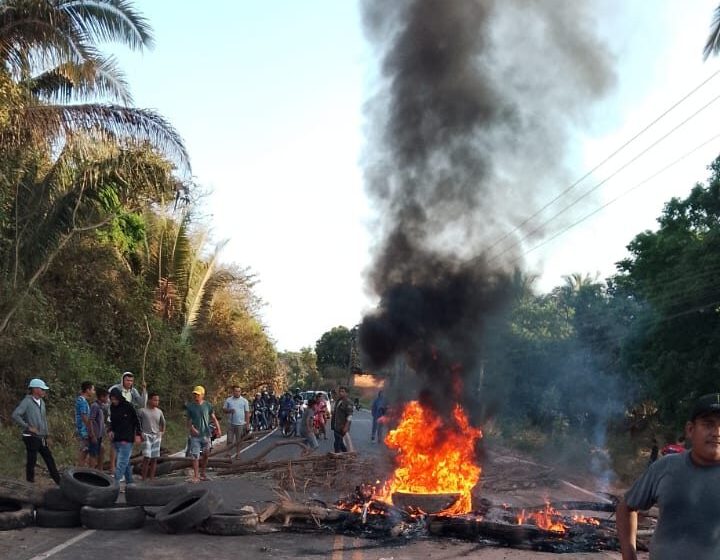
[508,132,720,264]
[486,68,720,254]
[491,94,720,264]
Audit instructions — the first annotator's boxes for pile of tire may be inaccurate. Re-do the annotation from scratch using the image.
[0,471,254,535]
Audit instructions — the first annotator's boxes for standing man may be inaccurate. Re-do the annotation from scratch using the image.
[75,381,95,466]
[617,393,720,560]
[108,387,142,485]
[109,371,147,409]
[88,388,108,470]
[223,385,250,460]
[185,386,221,483]
[138,393,166,480]
[108,371,146,473]
[12,378,61,484]
[300,397,319,451]
[371,390,386,442]
[331,386,353,453]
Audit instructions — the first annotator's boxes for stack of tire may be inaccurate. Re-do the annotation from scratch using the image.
[33,468,143,530]
[1,469,256,535]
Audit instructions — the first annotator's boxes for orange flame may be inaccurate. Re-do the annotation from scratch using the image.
[572,514,601,526]
[516,503,566,533]
[380,400,482,515]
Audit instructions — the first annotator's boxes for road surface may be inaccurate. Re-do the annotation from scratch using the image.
[0,408,639,560]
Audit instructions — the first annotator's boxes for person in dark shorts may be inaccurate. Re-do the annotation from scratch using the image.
[617,393,720,560]
[88,388,109,470]
[75,381,95,466]
[185,385,221,483]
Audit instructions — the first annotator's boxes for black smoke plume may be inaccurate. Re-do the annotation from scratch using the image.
[358,0,614,419]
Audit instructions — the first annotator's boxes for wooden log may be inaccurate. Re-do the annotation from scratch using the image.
[428,516,546,543]
[263,500,347,527]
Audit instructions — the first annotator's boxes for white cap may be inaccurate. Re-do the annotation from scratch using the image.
[28,378,49,390]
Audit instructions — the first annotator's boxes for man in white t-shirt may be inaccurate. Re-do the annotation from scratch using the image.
[223,386,250,460]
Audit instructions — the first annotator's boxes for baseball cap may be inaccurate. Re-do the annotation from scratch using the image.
[690,393,720,420]
[28,378,49,390]
[192,385,205,396]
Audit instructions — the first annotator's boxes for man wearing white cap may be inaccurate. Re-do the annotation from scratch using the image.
[11,378,61,484]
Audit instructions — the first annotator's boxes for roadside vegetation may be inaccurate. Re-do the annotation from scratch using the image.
[0,0,279,476]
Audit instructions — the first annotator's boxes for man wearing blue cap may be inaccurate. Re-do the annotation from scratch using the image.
[617,392,720,560]
[11,378,61,484]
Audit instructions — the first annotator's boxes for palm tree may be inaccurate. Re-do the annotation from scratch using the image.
[704,4,720,59]
[0,0,189,169]
[0,137,180,333]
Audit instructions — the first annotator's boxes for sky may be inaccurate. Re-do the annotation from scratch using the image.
[114,1,720,351]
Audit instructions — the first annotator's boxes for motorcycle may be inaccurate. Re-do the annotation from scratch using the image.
[281,403,302,437]
[268,403,279,429]
[252,405,268,431]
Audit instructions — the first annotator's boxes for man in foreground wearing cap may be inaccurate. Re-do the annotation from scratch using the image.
[185,385,221,483]
[11,378,61,484]
[617,393,720,560]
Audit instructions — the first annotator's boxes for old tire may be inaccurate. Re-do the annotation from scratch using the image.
[0,477,44,506]
[60,468,118,507]
[155,488,222,533]
[80,505,146,530]
[199,512,258,536]
[125,480,189,506]
[0,499,33,530]
[35,507,81,528]
[42,488,80,511]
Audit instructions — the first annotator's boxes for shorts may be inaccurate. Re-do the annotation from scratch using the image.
[88,438,103,457]
[227,424,248,445]
[188,436,210,459]
[77,436,89,453]
[142,433,162,458]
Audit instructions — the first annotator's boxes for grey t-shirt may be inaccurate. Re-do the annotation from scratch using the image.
[624,452,720,560]
[224,396,249,426]
[137,407,165,436]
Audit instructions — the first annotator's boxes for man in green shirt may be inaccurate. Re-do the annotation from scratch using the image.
[185,385,221,483]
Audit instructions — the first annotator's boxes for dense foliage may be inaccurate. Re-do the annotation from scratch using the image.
[0,0,278,423]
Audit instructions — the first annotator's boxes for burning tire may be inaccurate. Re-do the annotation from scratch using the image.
[81,505,146,530]
[0,498,33,530]
[155,488,222,533]
[60,468,118,507]
[125,480,189,506]
[35,507,81,528]
[199,512,258,536]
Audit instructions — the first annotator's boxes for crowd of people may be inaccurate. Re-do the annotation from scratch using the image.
[10,373,254,485]
[11,374,373,487]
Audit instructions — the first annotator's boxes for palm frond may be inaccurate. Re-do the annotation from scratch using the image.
[182,239,229,342]
[26,53,132,104]
[704,4,720,59]
[59,0,154,50]
[0,1,95,73]
[5,103,190,174]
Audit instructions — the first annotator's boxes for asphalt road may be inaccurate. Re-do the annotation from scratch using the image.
[0,408,637,560]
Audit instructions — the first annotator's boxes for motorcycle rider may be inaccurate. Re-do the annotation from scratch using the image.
[278,391,293,431]
[251,393,266,430]
[266,390,279,428]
